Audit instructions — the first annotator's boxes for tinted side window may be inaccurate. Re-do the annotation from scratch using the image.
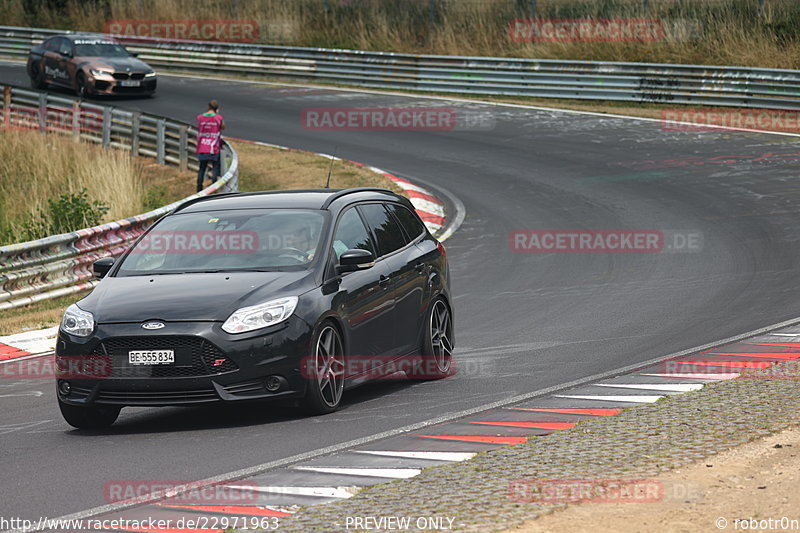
[359,203,408,257]
[387,203,426,240]
[332,207,375,260]
[57,38,72,55]
[43,38,57,51]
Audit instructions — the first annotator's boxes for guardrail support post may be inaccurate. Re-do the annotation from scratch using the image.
[178,124,188,172]
[38,92,47,133]
[102,106,112,147]
[131,112,140,157]
[428,0,436,38]
[156,118,166,165]
[71,100,80,141]
[2,86,10,128]
[220,143,229,178]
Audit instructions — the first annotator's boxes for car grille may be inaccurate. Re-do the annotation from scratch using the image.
[93,336,238,378]
[222,379,267,396]
[95,388,219,405]
[112,72,146,80]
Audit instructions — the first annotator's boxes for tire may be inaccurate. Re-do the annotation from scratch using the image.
[76,72,89,99]
[413,297,454,379]
[58,399,120,429]
[29,62,47,90]
[301,321,345,415]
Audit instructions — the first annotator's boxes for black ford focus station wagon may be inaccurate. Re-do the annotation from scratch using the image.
[56,188,453,428]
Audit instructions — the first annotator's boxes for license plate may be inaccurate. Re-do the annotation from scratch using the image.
[120,80,141,87]
[129,350,174,365]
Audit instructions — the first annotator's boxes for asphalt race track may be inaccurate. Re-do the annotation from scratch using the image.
[3,62,800,521]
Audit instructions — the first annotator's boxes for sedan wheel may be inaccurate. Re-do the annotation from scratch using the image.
[421,298,453,378]
[30,62,47,89]
[76,73,89,98]
[302,322,345,414]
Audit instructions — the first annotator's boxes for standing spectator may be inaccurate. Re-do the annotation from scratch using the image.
[196,100,226,192]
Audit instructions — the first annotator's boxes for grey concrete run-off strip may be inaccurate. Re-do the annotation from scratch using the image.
[268,360,800,532]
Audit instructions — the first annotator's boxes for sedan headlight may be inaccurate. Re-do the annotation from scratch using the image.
[222,297,298,334]
[89,68,113,77]
[144,71,156,78]
[60,304,95,337]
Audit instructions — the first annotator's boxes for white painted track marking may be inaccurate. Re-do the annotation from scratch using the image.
[353,451,476,461]
[555,394,664,403]
[292,466,421,479]
[595,383,704,392]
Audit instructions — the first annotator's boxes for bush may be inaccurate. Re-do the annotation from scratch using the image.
[21,188,109,241]
[142,185,168,212]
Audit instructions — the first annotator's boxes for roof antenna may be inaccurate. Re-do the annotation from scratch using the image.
[325,147,338,189]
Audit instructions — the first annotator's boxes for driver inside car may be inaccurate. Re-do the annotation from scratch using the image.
[280,222,316,261]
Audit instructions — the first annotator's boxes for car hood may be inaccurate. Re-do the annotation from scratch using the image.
[80,56,152,72]
[82,271,316,323]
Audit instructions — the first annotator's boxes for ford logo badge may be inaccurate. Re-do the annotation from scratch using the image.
[142,321,165,330]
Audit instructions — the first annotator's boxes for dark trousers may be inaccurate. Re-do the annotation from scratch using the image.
[197,154,221,192]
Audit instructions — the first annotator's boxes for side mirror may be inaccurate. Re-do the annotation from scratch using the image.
[130,52,138,58]
[93,257,115,278]
[336,249,374,274]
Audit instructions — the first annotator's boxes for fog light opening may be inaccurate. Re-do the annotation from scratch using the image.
[58,380,71,395]
[265,375,286,392]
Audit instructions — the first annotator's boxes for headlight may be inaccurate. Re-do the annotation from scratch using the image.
[222,297,298,334]
[89,68,113,77]
[144,71,156,78]
[60,304,95,337]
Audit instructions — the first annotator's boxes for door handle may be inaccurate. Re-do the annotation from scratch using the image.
[379,275,391,287]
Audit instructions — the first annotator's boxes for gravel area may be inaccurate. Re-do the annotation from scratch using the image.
[267,360,800,532]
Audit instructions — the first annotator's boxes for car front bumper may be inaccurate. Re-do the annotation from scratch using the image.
[89,75,157,95]
[55,317,312,407]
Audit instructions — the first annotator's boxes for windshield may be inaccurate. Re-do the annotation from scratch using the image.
[117,208,326,276]
[74,42,130,57]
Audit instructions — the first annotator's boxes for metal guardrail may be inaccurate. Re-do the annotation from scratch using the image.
[0,83,238,311]
[1,85,199,169]
[2,25,800,109]
[0,22,798,310]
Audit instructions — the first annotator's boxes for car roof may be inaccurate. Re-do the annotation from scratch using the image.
[174,188,411,214]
